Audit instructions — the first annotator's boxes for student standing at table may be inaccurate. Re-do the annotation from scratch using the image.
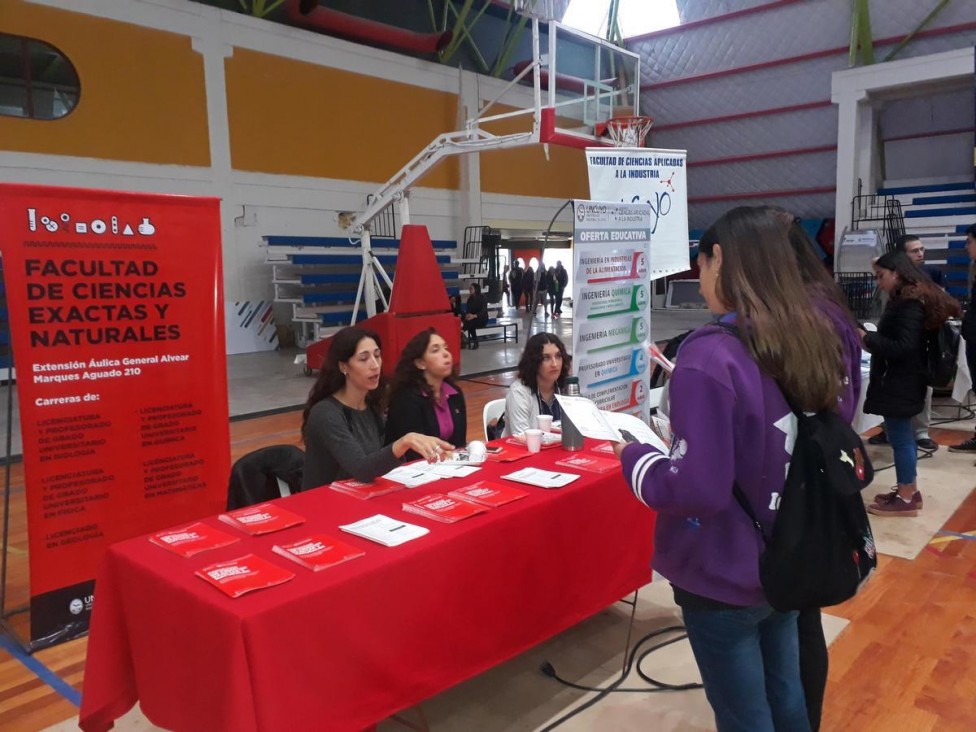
[385,328,467,461]
[502,333,571,436]
[861,252,960,516]
[869,234,942,451]
[782,209,862,732]
[301,326,453,489]
[615,206,848,732]
[948,223,976,455]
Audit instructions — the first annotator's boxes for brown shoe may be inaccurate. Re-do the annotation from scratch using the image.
[872,487,923,509]
[868,493,919,517]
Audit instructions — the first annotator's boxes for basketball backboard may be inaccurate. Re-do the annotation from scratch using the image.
[471,18,640,149]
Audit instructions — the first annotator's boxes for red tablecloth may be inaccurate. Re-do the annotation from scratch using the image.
[80,442,656,732]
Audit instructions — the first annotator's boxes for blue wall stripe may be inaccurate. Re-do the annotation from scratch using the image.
[0,633,82,706]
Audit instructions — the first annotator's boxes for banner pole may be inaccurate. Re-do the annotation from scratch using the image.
[1,319,14,631]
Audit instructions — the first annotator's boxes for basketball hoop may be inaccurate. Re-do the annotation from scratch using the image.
[605,115,654,147]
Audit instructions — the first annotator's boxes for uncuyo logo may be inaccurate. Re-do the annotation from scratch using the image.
[69,598,84,615]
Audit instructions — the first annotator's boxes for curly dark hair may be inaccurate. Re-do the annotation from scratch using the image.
[874,251,961,329]
[516,333,571,393]
[301,326,385,440]
[388,328,457,404]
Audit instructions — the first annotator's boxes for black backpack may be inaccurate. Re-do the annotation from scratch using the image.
[715,324,877,611]
[925,320,960,388]
[733,404,877,611]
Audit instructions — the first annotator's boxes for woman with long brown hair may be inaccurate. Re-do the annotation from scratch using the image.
[615,206,850,732]
[863,251,961,516]
[385,328,467,461]
[301,326,453,490]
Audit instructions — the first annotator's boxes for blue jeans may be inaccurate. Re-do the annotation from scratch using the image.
[884,416,916,485]
[682,604,810,732]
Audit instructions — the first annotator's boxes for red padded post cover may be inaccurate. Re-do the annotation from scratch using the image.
[388,225,452,316]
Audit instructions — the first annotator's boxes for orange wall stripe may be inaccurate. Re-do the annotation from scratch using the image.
[225,48,461,188]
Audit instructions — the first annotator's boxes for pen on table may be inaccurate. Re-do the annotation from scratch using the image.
[389,524,406,532]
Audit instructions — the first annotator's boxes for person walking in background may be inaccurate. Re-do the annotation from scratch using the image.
[509,259,523,312]
[533,263,550,317]
[869,234,941,451]
[948,223,976,455]
[502,263,511,308]
[616,206,842,732]
[521,264,535,312]
[385,328,467,461]
[862,252,961,516]
[553,260,568,316]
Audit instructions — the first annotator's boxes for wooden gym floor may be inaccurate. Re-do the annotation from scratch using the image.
[1,371,975,731]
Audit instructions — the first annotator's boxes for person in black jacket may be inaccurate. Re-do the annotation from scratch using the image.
[552,261,568,316]
[509,260,523,312]
[862,252,961,516]
[948,223,976,455]
[385,328,467,461]
[870,234,943,450]
[462,283,489,349]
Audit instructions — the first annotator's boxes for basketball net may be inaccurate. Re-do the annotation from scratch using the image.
[605,116,654,148]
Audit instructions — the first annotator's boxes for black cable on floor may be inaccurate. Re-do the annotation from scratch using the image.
[537,625,703,731]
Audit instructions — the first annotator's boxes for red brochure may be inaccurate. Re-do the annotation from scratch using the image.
[195,554,295,598]
[218,502,305,535]
[329,477,405,500]
[402,493,487,523]
[554,454,621,474]
[149,522,240,557]
[448,480,530,508]
[272,534,366,571]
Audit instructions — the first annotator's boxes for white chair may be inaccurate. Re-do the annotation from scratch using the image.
[482,398,506,441]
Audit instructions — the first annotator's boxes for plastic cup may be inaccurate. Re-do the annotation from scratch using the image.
[524,429,544,453]
[536,415,553,432]
[467,440,487,462]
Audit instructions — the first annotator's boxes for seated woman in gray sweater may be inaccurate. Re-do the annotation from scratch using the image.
[301,327,453,490]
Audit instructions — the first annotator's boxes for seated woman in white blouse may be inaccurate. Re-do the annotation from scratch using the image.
[502,333,572,436]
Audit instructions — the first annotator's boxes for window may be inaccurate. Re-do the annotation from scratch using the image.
[0,33,79,120]
[563,0,680,39]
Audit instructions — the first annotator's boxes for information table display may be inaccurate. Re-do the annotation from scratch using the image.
[79,441,656,732]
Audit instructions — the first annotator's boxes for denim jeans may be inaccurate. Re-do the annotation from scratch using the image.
[682,604,810,732]
[884,416,916,485]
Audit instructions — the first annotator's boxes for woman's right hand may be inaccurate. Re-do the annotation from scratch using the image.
[395,433,455,462]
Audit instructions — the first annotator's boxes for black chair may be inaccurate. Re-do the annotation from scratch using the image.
[226,445,305,510]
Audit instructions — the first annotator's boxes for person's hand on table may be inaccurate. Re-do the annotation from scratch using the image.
[612,440,628,459]
[394,433,455,462]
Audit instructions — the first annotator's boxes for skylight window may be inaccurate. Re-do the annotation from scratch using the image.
[562,0,680,39]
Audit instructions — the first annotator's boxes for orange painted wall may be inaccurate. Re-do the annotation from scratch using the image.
[0,1,210,166]
[479,108,590,199]
[225,49,460,188]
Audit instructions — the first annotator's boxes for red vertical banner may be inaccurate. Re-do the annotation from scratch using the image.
[0,184,230,649]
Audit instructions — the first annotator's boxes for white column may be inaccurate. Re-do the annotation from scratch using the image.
[457,70,483,246]
[832,88,869,247]
[191,36,237,297]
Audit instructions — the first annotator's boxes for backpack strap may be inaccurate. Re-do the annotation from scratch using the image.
[732,481,769,545]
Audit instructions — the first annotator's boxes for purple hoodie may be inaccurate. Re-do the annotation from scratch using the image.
[620,307,861,607]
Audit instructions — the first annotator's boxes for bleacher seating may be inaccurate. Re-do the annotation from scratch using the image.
[265,235,464,344]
